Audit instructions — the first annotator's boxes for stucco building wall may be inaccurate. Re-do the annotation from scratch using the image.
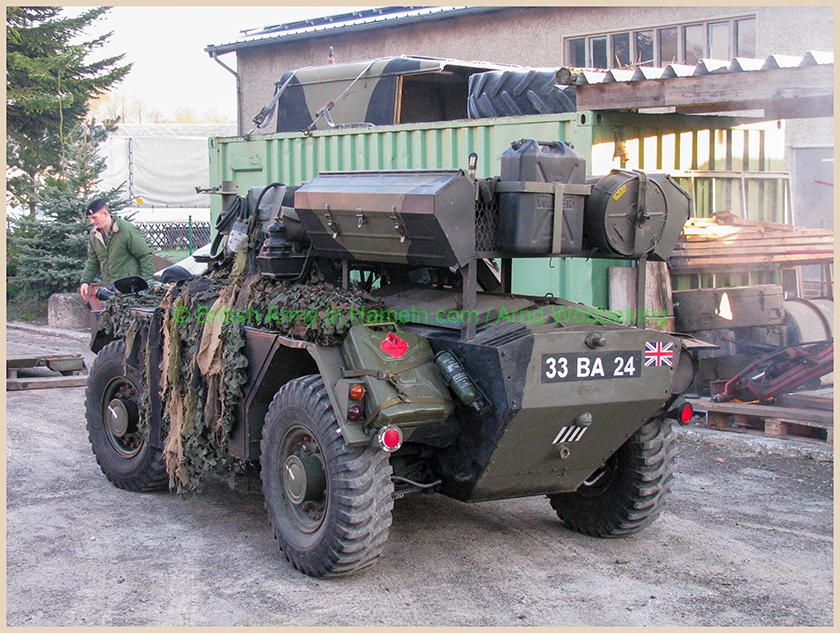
[232,5,833,136]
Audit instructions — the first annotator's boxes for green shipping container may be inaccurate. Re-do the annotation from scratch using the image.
[208,111,786,307]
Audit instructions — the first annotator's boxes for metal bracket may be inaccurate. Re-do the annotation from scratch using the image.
[460,261,478,341]
[632,169,649,258]
[195,181,238,195]
[324,204,341,238]
[390,206,407,243]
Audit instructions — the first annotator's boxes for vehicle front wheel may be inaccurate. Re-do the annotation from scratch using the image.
[548,416,676,537]
[85,340,168,492]
[261,375,394,577]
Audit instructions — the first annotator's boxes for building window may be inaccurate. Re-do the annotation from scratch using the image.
[569,37,586,67]
[635,30,654,66]
[658,27,678,65]
[736,18,756,58]
[707,21,730,59]
[590,36,607,69]
[683,24,705,64]
[611,32,630,67]
[567,16,756,69]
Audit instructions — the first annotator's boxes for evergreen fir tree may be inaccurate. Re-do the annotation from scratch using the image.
[8,124,126,302]
[7,6,130,215]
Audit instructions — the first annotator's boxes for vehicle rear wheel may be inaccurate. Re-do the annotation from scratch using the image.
[261,375,394,577]
[85,340,168,492]
[548,416,676,537]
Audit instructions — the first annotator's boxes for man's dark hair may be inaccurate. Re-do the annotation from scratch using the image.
[86,198,108,216]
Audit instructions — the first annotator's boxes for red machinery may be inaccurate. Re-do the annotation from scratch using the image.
[712,340,833,403]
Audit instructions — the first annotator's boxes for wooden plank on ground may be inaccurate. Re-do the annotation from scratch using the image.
[776,392,834,411]
[7,376,89,390]
[688,398,834,426]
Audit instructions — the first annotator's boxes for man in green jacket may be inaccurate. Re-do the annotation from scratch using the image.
[79,199,155,302]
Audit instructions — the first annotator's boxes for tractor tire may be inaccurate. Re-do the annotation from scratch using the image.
[85,340,168,492]
[261,375,394,577]
[467,69,577,119]
[548,416,676,537]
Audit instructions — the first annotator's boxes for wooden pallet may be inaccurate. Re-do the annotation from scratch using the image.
[689,398,834,445]
[6,354,88,391]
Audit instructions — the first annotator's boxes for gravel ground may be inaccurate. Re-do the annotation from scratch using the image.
[5,323,834,627]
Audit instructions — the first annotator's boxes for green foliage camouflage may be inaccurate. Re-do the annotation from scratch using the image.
[97,269,391,494]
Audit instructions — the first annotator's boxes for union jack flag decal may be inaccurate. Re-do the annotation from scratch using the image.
[644,341,674,367]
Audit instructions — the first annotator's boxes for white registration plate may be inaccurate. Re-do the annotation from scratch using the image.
[541,351,642,383]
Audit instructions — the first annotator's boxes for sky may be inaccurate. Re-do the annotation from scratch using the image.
[72,5,356,122]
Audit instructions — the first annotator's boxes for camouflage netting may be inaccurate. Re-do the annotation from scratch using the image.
[97,263,390,494]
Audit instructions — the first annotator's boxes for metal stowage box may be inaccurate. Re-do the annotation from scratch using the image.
[496,139,586,255]
[672,285,786,332]
[294,170,476,269]
[340,324,455,429]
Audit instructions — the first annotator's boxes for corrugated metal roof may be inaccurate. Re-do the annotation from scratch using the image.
[570,51,833,85]
[206,6,503,55]
[238,6,429,38]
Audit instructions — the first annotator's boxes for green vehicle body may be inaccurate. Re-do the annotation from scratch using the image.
[87,59,712,577]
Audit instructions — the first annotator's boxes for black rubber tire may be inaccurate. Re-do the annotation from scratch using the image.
[261,375,394,577]
[467,69,577,119]
[548,416,676,537]
[85,340,168,492]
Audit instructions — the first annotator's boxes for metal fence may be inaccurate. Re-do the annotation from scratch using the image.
[136,220,211,262]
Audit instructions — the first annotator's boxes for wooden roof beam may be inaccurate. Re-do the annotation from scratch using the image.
[674,98,832,119]
[576,65,834,120]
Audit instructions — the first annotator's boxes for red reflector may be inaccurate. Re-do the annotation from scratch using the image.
[347,405,364,421]
[383,429,401,449]
[679,403,693,425]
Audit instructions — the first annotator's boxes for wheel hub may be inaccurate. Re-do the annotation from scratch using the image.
[102,379,142,458]
[106,398,130,437]
[283,454,326,505]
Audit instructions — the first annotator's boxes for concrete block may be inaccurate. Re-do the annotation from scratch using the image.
[48,293,91,331]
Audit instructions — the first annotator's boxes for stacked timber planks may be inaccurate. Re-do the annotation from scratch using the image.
[669,212,834,274]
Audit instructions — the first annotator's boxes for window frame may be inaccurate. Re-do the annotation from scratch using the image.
[565,15,756,69]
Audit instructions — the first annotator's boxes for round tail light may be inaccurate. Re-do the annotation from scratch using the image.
[377,426,403,452]
[678,403,693,425]
[349,383,366,401]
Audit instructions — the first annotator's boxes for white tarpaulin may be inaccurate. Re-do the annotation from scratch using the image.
[98,124,237,214]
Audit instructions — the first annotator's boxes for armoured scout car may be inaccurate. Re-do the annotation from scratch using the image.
[86,59,697,579]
